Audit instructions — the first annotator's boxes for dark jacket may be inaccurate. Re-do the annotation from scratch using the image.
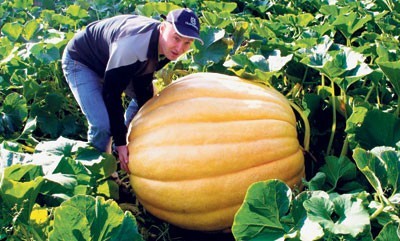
[66,14,170,146]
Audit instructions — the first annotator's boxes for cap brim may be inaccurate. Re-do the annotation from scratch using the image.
[172,22,204,45]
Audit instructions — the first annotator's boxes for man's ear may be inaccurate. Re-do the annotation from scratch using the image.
[159,21,167,33]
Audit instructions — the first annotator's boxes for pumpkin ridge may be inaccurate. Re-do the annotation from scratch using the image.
[137,95,294,119]
[132,136,299,149]
[130,119,298,141]
[136,172,304,215]
[131,148,303,182]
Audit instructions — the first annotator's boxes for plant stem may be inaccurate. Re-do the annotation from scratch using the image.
[376,87,381,109]
[370,203,385,220]
[289,101,310,152]
[365,83,375,102]
[326,79,336,155]
[339,89,349,157]
[301,66,309,86]
[21,144,35,153]
[340,137,349,157]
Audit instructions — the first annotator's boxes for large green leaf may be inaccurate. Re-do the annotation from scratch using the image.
[76,147,117,179]
[304,193,370,238]
[354,146,400,199]
[0,93,28,140]
[374,221,400,241]
[22,20,41,41]
[376,60,400,97]
[332,11,372,40]
[28,42,60,64]
[34,136,88,157]
[12,0,33,9]
[232,180,292,241]
[352,109,400,149]
[353,148,387,197]
[202,11,232,29]
[1,22,24,42]
[203,1,237,13]
[65,4,89,19]
[319,155,357,192]
[193,27,228,67]
[136,2,180,17]
[0,141,32,169]
[48,195,143,241]
[224,50,292,82]
[292,191,332,240]
[4,163,43,181]
[0,172,44,224]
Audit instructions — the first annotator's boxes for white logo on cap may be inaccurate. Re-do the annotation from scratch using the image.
[185,17,198,30]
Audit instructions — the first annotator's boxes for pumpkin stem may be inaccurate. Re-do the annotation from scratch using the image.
[288,101,310,152]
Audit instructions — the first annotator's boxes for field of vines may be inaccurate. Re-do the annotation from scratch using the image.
[1,0,400,240]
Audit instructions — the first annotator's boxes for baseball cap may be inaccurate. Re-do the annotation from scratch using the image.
[166,8,204,45]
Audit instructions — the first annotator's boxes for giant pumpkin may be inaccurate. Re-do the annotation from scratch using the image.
[127,72,305,231]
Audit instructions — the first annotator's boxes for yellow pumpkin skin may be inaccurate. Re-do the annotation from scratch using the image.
[128,72,305,231]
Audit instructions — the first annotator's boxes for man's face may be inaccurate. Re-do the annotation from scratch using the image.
[159,22,194,60]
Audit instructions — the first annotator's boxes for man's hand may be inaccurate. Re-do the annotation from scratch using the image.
[115,145,130,174]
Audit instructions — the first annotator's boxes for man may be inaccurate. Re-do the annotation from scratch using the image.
[61,8,203,173]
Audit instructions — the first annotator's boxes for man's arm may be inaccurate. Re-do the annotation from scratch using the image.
[102,66,132,146]
[132,73,154,108]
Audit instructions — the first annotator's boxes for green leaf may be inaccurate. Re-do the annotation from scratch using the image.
[320,156,357,191]
[22,20,41,41]
[352,109,400,149]
[0,93,28,139]
[353,148,386,197]
[304,172,327,191]
[1,22,24,42]
[97,179,119,200]
[76,148,117,179]
[341,63,373,90]
[304,193,370,238]
[12,0,33,9]
[48,195,143,241]
[224,50,292,82]
[4,164,43,181]
[202,11,232,29]
[376,60,400,97]
[369,146,400,196]
[29,42,60,64]
[43,173,78,192]
[193,27,228,66]
[374,221,400,241]
[203,1,237,13]
[34,136,88,157]
[332,11,372,40]
[0,141,32,169]
[293,191,330,240]
[232,180,292,241]
[16,117,38,145]
[249,18,276,39]
[65,4,89,19]
[137,2,180,17]
[0,174,44,224]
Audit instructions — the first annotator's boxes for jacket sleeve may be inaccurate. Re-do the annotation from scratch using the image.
[102,66,132,146]
[132,73,154,108]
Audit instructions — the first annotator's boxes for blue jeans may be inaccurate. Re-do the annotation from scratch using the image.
[61,50,139,152]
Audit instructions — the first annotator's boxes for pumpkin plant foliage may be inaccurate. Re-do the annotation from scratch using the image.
[1,0,400,240]
[232,144,400,240]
